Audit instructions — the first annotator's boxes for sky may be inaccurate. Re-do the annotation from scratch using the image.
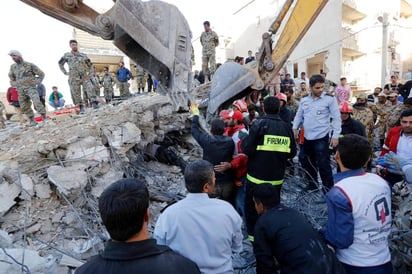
[0,0,252,103]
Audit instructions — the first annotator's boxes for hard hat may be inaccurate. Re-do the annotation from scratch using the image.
[229,110,244,122]
[339,101,353,113]
[357,93,367,100]
[219,109,231,119]
[377,92,387,97]
[276,92,287,102]
[233,99,248,112]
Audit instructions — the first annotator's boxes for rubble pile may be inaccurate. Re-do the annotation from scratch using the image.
[0,94,197,273]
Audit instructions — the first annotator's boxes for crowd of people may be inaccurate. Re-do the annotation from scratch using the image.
[74,69,412,274]
[1,40,158,128]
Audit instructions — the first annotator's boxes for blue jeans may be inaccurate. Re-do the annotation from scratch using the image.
[235,177,246,223]
[300,135,333,189]
[342,261,393,274]
[49,98,65,109]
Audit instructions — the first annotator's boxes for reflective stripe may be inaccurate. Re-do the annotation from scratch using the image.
[382,144,390,150]
[256,134,291,152]
[247,174,283,185]
[248,235,254,242]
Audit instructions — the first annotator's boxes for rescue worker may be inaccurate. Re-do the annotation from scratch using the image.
[293,74,341,190]
[101,67,115,104]
[190,103,235,203]
[339,101,366,137]
[8,50,47,126]
[253,183,346,274]
[322,134,392,274]
[200,21,219,80]
[284,87,299,119]
[276,92,293,126]
[215,110,249,219]
[241,96,296,242]
[59,40,95,114]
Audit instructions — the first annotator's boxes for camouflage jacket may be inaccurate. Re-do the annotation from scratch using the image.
[8,60,45,89]
[101,74,115,89]
[200,30,219,54]
[323,79,337,94]
[386,103,406,129]
[58,51,94,79]
[352,104,374,134]
[368,102,387,128]
[287,98,299,116]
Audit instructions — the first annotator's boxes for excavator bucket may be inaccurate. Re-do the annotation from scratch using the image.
[110,0,193,109]
[20,0,193,110]
[207,62,256,116]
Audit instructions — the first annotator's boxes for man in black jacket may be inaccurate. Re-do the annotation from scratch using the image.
[241,96,296,241]
[190,104,235,203]
[253,183,345,274]
[75,179,200,274]
[339,101,366,137]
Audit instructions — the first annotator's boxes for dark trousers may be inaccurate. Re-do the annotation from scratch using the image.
[342,261,393,274]
[245,180,281,241]
[210,182,235,204]
[300,135,333,189]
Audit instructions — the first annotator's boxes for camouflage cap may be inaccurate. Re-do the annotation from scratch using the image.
[8,50,22,57]
[389,92,399,97]
[357,93,367,99]
[377,92,387,97]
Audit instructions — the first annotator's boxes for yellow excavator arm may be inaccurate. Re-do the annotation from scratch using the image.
[207,0,328,116]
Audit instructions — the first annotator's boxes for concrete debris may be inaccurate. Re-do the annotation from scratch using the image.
[34,183,52,199]
[0,230,13,248]
[47,165,88,197]
[0,181,21,216]
[0,95,256,272]
[0,248,52,274]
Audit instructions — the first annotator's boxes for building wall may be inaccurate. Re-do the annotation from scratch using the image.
[288,0,342,82]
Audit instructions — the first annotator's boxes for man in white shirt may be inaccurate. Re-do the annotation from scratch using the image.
[154,160,243,274]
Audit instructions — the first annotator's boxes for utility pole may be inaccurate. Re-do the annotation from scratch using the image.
[380,13,389,88]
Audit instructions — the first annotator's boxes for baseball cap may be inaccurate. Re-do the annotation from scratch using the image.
[377,92,386,97]
[389,92,398,97]
[8,50,22,57]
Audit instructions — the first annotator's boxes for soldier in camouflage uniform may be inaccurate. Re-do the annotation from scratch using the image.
[374,92,390,148]
[101,67,115,103]
[8,50,47,126]
[90,70,101,109]
[58,40,95,114]
[0,101,5,129]
[135,64,145,93]
[352,94,374,142]
[200,21,219,80]
[320,72,337,95]
[386,92,406,131]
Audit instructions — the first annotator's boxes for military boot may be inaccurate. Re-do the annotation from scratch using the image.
[79,105,86,114]
[92,101,99,109]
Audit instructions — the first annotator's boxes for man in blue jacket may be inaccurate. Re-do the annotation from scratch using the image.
[116,61,131,98]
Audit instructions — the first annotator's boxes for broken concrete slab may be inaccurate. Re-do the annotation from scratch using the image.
[0,248,52,274]
[102,122,142,149]
[65,136,109,163]
[20,174,34,200]
[59,254,84,268]
[47,165,88,197]
[34,183,51,199]
[0,230,13,248]
[0,182,21,216]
